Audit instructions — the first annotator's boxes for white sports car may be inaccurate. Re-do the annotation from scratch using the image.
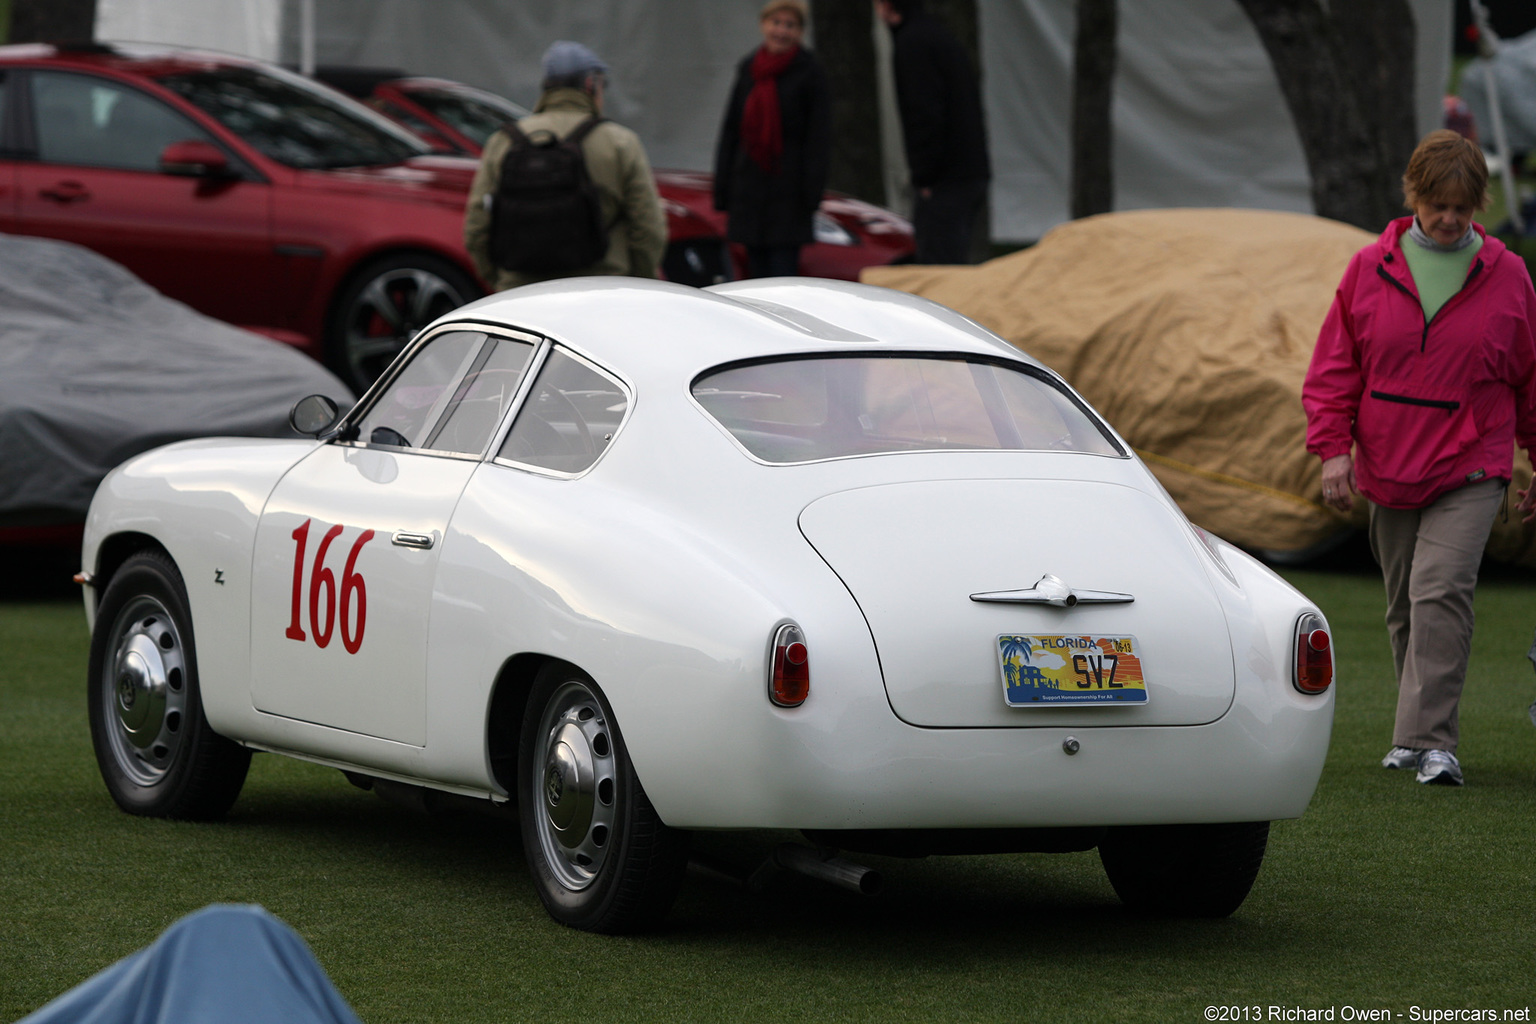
[81,278,1335,932]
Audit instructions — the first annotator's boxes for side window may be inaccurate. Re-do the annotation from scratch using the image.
[354,331,535,454]
[0,73,8,143]
[355,331,485,449]
[421,337,534,454]
[31,71,214,171]
[499,349,628,474]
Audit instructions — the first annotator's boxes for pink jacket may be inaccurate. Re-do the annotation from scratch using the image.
[1303,217,1536,509]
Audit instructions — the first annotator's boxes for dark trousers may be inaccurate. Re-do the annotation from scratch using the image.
[913,179,987,264]
[746,244,801,279]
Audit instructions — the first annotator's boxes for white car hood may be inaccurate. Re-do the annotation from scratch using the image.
[798,478,1236,728]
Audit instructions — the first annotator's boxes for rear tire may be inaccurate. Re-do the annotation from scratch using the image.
[517,663,687,932]
[87,551,250,819]
[1098,821,1269,918]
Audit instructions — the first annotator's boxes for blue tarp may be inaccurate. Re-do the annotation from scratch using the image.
[18,904,364,1024]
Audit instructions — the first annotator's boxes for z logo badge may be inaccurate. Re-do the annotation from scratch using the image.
[215,569,225,585]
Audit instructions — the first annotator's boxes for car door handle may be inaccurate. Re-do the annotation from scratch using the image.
[391,531,435,550]
[39,181,91,204]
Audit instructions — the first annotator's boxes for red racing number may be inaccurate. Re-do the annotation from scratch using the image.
[285,518,376,654]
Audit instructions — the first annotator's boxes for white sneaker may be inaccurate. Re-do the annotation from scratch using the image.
[1415,749,1463,786]
[1381,746,1419,770]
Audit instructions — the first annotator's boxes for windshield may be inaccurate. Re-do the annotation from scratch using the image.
[158,65,428,169]
[406,87,527,147]
[693,356,1123,463]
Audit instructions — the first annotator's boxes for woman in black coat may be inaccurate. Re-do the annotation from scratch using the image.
[713,0,832,278]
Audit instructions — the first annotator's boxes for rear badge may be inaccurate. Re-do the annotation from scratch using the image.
[997,634,1148,706]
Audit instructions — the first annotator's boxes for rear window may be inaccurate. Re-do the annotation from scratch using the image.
[692,356,1122,463]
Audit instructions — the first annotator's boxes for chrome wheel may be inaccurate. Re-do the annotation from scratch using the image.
[87,551,250,819]
[530,680,618,891]
[329,255,479,393]
[517,663,688,932]
[100,594,188,786]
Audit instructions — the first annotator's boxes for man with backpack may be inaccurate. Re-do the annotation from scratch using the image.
[464,41,667,290]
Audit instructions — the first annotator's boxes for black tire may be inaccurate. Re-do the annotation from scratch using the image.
[87,550,250,819]
[1098,821,1269,918]
[517,662,688,932]
[325,252,482,395]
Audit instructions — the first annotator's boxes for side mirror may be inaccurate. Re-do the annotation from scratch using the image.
[159,140,232,178]
[290,394,342,437]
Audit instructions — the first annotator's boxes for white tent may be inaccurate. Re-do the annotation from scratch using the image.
[96,0,1452,243]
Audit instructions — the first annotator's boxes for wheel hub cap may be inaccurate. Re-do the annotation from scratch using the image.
[116,638,168,748]
[532,682,619,891]
[101,600,188,785]
[544,726,594,845]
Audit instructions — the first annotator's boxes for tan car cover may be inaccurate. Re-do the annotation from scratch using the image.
[863,208,1536,566]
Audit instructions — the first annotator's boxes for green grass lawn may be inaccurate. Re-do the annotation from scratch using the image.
[2,560,1534,1022]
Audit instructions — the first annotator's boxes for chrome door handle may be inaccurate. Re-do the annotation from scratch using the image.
[391,530,435,550]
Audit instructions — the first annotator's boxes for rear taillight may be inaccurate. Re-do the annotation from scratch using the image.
[769,623,809,707]
[1293,612,1333,694]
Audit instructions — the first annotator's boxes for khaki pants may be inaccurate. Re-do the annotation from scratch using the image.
[1368,479,1504,752]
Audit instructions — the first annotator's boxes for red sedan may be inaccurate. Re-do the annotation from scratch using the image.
[0,43,489,392]
[0,44,911,393]
[323,72,916,284]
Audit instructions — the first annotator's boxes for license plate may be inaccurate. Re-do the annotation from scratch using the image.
[996,634,1147,706]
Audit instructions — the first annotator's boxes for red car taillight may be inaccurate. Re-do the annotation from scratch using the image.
[1293,612,1333,694]
[769,623,810,707]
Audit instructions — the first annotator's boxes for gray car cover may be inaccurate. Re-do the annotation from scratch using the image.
[0,234,354,527]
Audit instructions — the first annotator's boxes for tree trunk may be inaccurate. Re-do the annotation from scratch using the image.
[8,0,96,43]
[1071,0,1117,219]
[810,0,885,204]
[1236,0,1417,231]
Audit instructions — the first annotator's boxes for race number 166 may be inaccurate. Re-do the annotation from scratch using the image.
[286,518,375,654]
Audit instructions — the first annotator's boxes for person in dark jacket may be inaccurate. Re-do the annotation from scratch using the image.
[713,0,831,278]
[876,0,990,264]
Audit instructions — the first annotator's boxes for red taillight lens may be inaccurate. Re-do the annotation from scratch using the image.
[1294,613,1333,694]
[770,624,810,707]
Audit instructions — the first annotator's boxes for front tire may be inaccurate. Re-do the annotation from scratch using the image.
[326,252,481,394]
[517,663,687,932]
[1098,821,1269,918]
[87,551,250,819]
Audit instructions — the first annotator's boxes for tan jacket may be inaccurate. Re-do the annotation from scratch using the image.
[463,88,667,290]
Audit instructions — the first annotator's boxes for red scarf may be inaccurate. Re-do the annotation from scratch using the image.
[741,45,797,173]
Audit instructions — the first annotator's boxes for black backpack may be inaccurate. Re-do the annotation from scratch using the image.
[488,116,608,274]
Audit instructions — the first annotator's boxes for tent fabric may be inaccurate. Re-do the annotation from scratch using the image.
[0,234,354,527]
[861,208,1536,567]
[1459,28,1536,155]
[95,0,1451,245]
[16,904,364,1024]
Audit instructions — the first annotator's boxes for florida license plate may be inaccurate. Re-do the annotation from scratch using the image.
[996,634,1148,706]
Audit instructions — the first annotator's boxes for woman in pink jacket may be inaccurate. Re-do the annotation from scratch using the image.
[1304,130,1536,786]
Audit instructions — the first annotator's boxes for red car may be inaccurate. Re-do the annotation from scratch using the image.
[321,71,916,284]
[0,43,488,392]
[0,44,910,393]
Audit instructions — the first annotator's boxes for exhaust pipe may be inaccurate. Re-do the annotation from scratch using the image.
[757,843,882,896]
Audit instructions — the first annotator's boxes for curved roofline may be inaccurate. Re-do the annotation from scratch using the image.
[440,277,1038,376]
